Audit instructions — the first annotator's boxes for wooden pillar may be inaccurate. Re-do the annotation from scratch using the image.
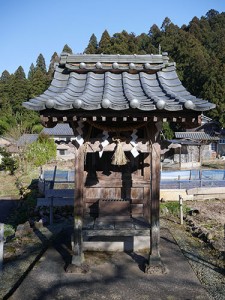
[71,145,85,266]
[145,137,166,274]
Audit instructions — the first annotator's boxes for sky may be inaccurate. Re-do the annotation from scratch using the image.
[0,0,224,77]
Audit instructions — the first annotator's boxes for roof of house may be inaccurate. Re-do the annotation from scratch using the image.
[17,134,38,147]
[42,123,74,136]
[23,53,215,113]
[175,132,219,141]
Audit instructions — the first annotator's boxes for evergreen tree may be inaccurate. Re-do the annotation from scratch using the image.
[0,70,14,134]
[62,44,73,54]
[36,53,47,74]
[28,63,35,81]
[48,52,60,79]
[84,34,98,54]
[98,30,112,53]
[28,68,49,99]
[148,24,162,48]
[11,66,29,112]
[0,70,11,82]
[136,33,156,54]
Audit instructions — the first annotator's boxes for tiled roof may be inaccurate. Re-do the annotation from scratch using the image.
[175,132,219,141]
[17,134,38,146]
[42,123,74,136]
[23,53,215,113]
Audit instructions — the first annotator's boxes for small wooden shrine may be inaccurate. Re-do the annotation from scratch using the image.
[23,53,215,273]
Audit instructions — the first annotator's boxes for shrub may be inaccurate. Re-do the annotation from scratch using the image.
[0,147,18,174]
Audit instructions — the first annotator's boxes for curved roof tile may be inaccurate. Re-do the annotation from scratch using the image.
[23,54,216,113]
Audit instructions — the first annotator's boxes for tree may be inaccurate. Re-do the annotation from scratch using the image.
[148,24,162,48]
[0,147,18,175]
[28,63,35,81]
[84,34,98,54]
[28,68,49,99]
[25,133,57,167]
[162,122,174,140]
[48,52,60,79]
[206,9,219,20]
[161,17,172,32]
[11,66,29,114]
[36,53,47,74]
[136,33,156,54]
[62,44,73,54]
[98,30,112,53]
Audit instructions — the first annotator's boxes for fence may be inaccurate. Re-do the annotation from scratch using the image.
[40,169,225,190]
[160,169,225,189]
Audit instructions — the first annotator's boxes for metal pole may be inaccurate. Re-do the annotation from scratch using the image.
[179,195,183,225]
[0,223,4,273]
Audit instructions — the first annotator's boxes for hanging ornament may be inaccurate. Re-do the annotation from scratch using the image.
[112,139,129,165]
[71,120,84,146]
[99,131,109,158]
[130,129,140,158]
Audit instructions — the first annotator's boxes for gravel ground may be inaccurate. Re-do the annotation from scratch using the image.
[162,218,225,300]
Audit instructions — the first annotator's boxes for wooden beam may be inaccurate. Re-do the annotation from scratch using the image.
[85,140,149,152]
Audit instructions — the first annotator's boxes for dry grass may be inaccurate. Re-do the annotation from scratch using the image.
[0,166,39,198]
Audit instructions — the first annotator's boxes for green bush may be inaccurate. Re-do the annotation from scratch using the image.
[0,147,18,174]
[4,224,15,239]
[25,133,56,167]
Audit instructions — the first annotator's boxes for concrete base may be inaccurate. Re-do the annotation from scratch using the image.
[83,236,150,252]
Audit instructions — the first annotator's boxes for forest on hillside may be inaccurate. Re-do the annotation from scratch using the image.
[0,9,225,138]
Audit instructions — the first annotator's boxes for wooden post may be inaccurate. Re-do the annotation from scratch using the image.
[179,195,183,225]
[200,169,202,187]
[71,146,85,267]
[145,142,166,274]
[0,223,4,274]
[178,175,181,189]
[49,165,57,225]
[179,146,181,170]
[49,196,54,225]
[50,165,57,190]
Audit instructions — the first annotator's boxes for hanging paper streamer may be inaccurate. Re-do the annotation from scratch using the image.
[112,139,129,165]
[130,129,139,157]
[71,120,84,146]
[99,131,109,158]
